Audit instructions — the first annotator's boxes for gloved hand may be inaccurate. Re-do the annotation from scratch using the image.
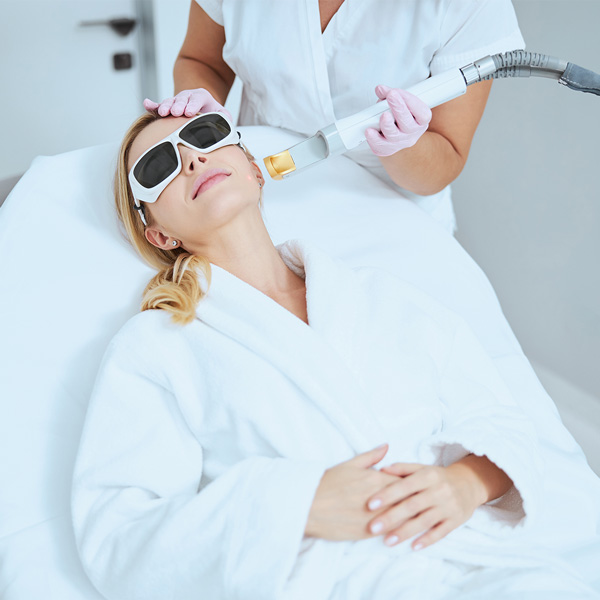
[143,88,233,120]
[365,85,432,157]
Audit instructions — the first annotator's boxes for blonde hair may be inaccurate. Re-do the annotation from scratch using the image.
[114,111,262,325]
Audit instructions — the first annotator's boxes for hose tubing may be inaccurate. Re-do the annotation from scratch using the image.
[559,63,600,96]
[478,50,600,96]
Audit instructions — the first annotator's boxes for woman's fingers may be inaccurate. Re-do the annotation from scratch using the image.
[384,508,445,548]
[366,465,429,513]
[380,462,426,477]
[410,518,455,551]
[366,463,480,550]
[368,487,436,534]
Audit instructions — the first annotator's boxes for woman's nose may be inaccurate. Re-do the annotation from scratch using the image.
[178,144,207,173]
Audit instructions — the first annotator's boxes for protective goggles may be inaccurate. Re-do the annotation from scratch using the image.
[128,112,241,224]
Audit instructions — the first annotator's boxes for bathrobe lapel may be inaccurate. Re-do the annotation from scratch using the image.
[195,240,387,454]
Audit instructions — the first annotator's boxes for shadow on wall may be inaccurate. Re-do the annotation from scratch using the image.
[0,175,22,208]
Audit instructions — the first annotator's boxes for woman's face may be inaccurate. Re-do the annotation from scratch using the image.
[127,115,264,252]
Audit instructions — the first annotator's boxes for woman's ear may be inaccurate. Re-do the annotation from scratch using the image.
[251,161,265,188]
[145,226,174,250]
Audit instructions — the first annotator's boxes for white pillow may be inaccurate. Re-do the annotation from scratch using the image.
[0,126,598,598]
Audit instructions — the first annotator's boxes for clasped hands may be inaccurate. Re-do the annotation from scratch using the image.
[305,443,486,552]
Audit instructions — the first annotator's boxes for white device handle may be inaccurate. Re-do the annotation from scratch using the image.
[336,68,468,151]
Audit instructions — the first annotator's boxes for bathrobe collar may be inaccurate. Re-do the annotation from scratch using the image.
[195,239,388,453]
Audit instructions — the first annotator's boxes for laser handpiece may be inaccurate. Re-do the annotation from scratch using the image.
[263,51,600,180]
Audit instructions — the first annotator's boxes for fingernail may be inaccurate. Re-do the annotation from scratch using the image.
[368,499,382,510]
[385,535,399,546]
[413,543,424,551]
[371,521,383,534]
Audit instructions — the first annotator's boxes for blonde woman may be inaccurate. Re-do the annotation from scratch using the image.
[71,111,599,600]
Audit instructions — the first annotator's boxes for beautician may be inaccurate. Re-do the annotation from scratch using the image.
[145,0,525,233]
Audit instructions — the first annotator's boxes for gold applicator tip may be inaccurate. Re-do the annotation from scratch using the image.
[263,149,296,180]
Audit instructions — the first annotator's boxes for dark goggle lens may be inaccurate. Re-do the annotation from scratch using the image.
[180,113,231,149]
[133,142,178,189]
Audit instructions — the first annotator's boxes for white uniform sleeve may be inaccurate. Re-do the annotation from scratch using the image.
[194,0,224,26]
[420,316,543,536]
[430,0,526,75]
[71,336,326,600]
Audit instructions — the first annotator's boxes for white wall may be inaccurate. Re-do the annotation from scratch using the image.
[152,0,189,100]
[0,0,143,181]
[452,0,600,402]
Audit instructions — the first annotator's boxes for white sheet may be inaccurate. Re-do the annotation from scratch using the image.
[0,126,599,599]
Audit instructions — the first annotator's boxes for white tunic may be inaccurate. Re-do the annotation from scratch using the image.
[195,0,525,231]
[71,240,600,600]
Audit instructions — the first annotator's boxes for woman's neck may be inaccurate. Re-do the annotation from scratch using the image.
[189,210,304,298]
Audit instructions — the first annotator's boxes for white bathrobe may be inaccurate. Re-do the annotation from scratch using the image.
[71,240,600,600]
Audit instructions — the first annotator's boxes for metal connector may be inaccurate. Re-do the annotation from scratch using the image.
[460,55,498,86]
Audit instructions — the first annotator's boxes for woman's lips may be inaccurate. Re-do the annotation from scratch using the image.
[195,173,230,197]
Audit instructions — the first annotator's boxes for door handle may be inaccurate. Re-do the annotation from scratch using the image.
[79,17,137,37]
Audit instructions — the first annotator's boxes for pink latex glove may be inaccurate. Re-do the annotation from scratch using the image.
[143,88,233,120]
[365,85,432,157]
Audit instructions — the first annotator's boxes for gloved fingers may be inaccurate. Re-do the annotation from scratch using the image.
[145,88,233,120]
[375,84,392,101]
[193,91,226,114]
[379,111,403,141]
[366,85,430,157]
[396,89,432,127]
[176,89,233,120]
[157,96,176,117]
[184,88,222,116]
[364,126,385,144]
[143,98,160,111]
[183,90,208,117]
[374,85,432,130]
[387,90,422,133]
[170,90,192,117]
[365,126,397,157]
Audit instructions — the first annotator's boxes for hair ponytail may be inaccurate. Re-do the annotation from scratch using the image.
[140,253,211,325]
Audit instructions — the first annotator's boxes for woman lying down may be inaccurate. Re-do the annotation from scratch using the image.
[71,111,600,600]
